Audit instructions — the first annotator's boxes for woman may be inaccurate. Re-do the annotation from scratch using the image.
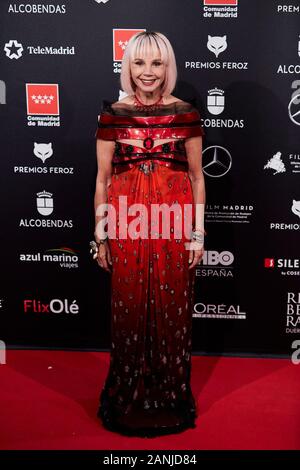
[92,31,205,437]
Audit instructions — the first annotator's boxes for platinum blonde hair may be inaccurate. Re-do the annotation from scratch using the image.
[120,31,177,97]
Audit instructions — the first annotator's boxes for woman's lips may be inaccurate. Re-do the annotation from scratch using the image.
[140,79,156,86]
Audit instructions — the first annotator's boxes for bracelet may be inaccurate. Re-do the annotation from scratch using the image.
[191,229,206,242]
[89,237,108,260]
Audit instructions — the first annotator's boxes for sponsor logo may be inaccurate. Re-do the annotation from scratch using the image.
[269,200,300,231]
[277,36,300,74]
[4,39,74,58]
[288,83,300,126]
[14,142,74,175]
[8,3,67,14]
[202,145,232,177]
[204,87,244,128]
[26,83,60,127]
[203,0,238,19]
[264,150,300,175]
[196,250,234,277]
[19,247,79,269]
[205,203,254,224]
[277,5,300,14]
[286,292,300,333]
[24,298,79,315]
[113,28,145,73]
[19,191,73,229]
[185,34,248,71]
[264,257,300,276]
[193,302,246,319]
[36,190,53,216]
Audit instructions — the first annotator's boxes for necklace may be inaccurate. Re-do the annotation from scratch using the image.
[133,93,164,112]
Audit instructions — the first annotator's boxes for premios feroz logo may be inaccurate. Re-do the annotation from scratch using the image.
[185,34,248,71]
[13,142,75,176]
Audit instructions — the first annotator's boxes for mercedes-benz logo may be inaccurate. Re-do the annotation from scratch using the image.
[288,93,300,126]
[202,145,232,177]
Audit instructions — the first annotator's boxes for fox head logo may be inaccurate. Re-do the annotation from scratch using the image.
[33,142,53,163]
[291,200,300,218]
[207,35,227,58]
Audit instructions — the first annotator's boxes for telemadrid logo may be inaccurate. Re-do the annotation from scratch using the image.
[4,40,23,59]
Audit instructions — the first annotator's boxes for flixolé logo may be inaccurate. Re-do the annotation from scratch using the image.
[112,29,145,73]
[26,83,60,127]
[24,298,79,315]
[203,0,238,18]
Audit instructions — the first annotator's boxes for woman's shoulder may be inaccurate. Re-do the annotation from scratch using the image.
[111,95,196,111]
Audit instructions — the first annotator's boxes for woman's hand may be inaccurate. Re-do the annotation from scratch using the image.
[188,242,204,269]
[96,241,112,273]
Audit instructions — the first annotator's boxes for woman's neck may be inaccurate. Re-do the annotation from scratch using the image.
[134,89,162,105]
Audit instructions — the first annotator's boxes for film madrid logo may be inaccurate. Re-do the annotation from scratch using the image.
[264,257,300,277]
[13,142,75,176]
[112,28,145,73]
[24,298,79,316]
[26,83,60,128]
[185,34,248,71]
[203,0,238,19]
[19,190,73,229]
[204,87,244,129]
[263,150,300,174]
[205,202,254,224]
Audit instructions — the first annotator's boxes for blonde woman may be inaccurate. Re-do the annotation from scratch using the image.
[93,31,205,437]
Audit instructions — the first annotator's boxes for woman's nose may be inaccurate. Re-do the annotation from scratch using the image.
[144,64,153,74]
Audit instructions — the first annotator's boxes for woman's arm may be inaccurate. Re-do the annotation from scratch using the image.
[185,135,206,268]
[94,138,114,243]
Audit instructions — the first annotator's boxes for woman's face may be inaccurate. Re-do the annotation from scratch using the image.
[130,50,166,95]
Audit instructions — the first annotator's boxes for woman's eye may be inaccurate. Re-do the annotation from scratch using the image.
[153,62,162,66]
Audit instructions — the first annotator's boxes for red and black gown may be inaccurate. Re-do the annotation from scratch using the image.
[95,100,205,437]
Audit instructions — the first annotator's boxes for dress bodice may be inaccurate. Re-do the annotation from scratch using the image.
[95,100,205,173]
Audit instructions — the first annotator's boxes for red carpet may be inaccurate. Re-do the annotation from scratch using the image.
[0,350,299,450]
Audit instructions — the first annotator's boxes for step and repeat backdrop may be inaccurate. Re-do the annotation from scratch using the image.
[0,0,299,355]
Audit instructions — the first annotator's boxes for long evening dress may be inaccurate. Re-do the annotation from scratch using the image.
[95,100,205,437]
